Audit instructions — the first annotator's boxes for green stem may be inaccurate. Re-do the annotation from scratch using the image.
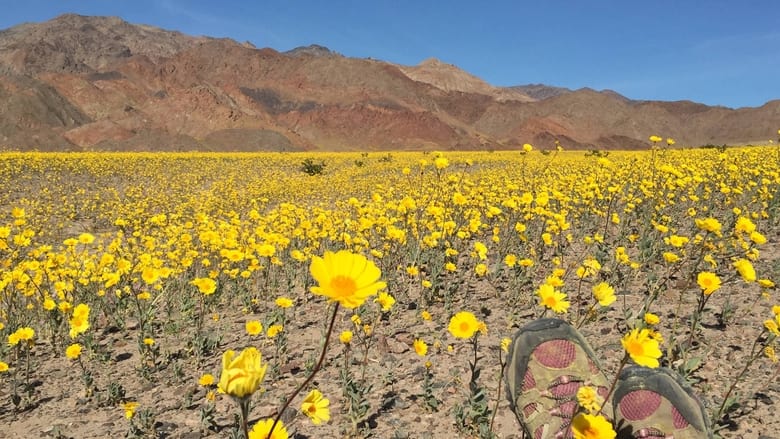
[471,335,479,384]
[361,310,381,382]
[715,334,763,421]
[597,353,628,417]
[685,293,711,350]
[11,344,20,408]
[670,237,709,339]
[269,302,340,437]
[239,398,250,439]
[489,348,505,432]
[576,302,597,329]
[197,292,204,337]
[602,195,614,240]
[25,343,31,391]
[574,277,584,320]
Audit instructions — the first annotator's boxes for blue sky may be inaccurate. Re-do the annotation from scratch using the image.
[2,0,779,108]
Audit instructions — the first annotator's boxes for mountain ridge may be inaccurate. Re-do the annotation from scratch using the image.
[0,14,776,152]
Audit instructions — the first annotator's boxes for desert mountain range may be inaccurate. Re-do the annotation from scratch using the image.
[1,14,778,151]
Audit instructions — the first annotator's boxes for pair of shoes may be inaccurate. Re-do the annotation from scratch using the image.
[505,319,712,439]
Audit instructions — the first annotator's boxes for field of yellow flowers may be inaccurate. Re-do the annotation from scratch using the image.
[0,145,778,438]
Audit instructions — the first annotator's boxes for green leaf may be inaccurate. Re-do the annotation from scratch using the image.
[684,356,702,373]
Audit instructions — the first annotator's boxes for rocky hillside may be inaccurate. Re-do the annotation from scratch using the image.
[0,14,777,151]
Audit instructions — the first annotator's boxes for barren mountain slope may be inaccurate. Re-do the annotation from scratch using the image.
[398,58,535,103]
[0,14,776,151]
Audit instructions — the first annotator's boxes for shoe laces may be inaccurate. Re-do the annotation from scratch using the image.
[632,427,669,439]
[543,375,582,438]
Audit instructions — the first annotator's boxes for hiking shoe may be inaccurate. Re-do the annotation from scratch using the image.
[613,366,712,439]
[505,318,612,439]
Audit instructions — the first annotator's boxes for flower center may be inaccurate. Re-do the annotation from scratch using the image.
[330,275,357,297]
[627,340,643,356]
[584,426,599,438]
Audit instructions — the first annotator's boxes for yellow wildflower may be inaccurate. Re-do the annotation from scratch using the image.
[123,401,139,419]
[413,339,428,356]
[198,373,215,386]
[339,330,353,344]
[572,413,616,439]
[301,389,330,425]
[697,272,721,295]
[537,284,570,314]
[644,313,660,326]
[504,254,517,267]
[275,297,293,308]
[695,217,722,235]
[500,337,512,353]
[374,292,395,311]
[592,282,616,307]
[765,319,780,336]
[192,277,217,295]
[576,386,603,413]
[65,343,82,360]
[245,320,263,336]
[621,328,662,368]
[734,258,756,283]
[765,346,778,363]
[248,418,288,439]
[663,252,680,263]
[310,250,386,309]
[448,311,481,339]
[267,324,283,338]
[8,327,34,346]
[217,347,267,399]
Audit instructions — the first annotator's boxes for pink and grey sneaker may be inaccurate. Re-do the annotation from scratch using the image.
[613,366,712,439]
[505,318,612,439]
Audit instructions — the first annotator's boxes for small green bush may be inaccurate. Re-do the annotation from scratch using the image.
[301,158,326,175]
